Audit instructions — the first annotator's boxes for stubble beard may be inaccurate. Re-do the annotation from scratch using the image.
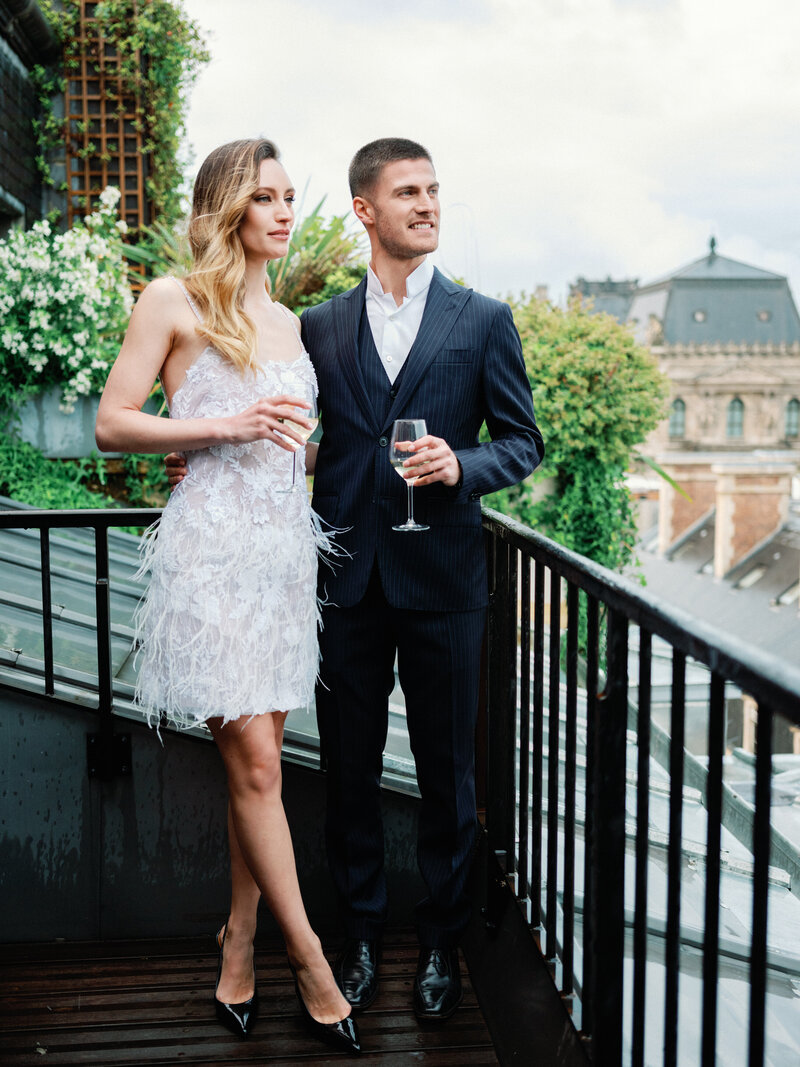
[374,216,439,260]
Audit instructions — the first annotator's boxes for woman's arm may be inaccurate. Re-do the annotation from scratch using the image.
[95,280,310,455]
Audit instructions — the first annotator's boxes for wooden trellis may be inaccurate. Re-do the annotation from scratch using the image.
[64,0,150,230]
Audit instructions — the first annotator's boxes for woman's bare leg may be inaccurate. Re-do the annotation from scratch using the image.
[216,712,282,1002]
[214,801,261,1003]
[209,712,349,1024]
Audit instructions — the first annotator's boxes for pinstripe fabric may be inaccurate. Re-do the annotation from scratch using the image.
[317,565,485,946]
[302,269,543,611]
[301,267,543,945]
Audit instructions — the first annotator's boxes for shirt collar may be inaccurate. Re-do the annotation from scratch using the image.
[366,258,434,305]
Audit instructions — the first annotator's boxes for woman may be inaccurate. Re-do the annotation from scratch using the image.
[95,139,359,1055]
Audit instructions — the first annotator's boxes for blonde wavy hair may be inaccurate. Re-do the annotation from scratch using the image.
[185,138,282,374]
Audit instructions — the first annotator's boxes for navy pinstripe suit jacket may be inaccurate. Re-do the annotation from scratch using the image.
[300,268,543,611]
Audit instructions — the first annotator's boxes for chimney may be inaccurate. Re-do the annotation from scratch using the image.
[657,458,717,554]
[712,462,795,577]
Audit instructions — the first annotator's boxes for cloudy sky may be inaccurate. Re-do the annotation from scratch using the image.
[181,0,800,305]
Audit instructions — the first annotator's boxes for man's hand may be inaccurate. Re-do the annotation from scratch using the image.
[403,435,462,488]
[165,451,187,490]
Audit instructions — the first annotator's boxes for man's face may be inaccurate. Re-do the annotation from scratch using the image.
[357,158,440,260]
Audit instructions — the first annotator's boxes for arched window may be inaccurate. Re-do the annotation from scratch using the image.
[668,398,686,438]
[726,397,744,438]
[786,398,800,438]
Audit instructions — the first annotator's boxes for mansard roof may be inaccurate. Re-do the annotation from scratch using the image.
[628,240,800,346]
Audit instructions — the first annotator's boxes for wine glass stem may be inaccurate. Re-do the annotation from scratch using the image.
[407,481,414,525]
[291,451,297,487]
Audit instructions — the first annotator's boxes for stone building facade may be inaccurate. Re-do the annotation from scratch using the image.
[572,242,800,456]
[0,1,59,234]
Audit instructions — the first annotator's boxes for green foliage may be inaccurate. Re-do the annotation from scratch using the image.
[0,430,117,509]
[0,429,169,512]
[119,453,170,508]
[35,0,209,227]
[121,218,192,280]
[486,296,668,572]
[293,263,367,312]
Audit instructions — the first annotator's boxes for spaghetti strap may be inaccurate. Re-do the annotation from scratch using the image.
[171,276,203,323]
[276,300,302,340]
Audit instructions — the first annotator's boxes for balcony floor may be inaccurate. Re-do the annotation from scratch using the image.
[0,927,499,1065]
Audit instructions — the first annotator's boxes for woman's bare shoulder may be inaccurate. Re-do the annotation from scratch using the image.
[134,276,186,311]
[131,277,199,337]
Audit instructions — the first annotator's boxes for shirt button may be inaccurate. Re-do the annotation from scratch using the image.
[379,436,388,447]
[385,355,393,362]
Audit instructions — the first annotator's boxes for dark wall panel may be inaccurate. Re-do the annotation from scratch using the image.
[0,689,425,943]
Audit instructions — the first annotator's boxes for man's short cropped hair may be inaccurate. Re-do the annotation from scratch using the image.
[348,138,434,198]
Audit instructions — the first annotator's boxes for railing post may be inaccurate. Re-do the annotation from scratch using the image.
[485,532,518,928]
[580,594,599,1045]
[749,701,773,1067]
[590,607,628,1065]
[664,651,686,1067]
[39,528,55,696]
[545,569,561,964]
[86,524,130,781]
[632,629,653,1066]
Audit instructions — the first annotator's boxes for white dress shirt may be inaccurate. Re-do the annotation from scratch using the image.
[365,258,434,385]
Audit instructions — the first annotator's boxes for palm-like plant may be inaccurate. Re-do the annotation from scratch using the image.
[124,199,365,312]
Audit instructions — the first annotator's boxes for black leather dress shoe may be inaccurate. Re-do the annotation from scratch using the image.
[413,946,463,1020]
[333,938,381,1011]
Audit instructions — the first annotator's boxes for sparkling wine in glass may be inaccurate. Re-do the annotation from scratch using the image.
[390,419,430,532]
[279,396,319,492]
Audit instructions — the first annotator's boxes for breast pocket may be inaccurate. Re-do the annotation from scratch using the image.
[434,347,473,365]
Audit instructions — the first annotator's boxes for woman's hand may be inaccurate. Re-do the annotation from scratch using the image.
[224,395,312,449]
[164,396,314,490]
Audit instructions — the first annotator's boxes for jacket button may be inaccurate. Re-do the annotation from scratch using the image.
[379,436,388,447]
[469,491,480,501]
[389,388,397,398]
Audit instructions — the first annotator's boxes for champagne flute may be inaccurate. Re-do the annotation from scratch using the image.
[278,395,319,493]
[390,419,430,532]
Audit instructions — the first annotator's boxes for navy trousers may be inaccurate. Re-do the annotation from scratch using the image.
[316,564,486,948]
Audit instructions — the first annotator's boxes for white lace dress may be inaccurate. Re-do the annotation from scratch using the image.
[133,287,326,730]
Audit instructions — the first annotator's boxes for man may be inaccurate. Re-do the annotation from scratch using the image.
[303,138,543,1020]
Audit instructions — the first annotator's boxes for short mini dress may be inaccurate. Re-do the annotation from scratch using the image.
[133,280,329,730]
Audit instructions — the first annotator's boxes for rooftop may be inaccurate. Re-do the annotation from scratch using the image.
[638,507,800,665]
[574,240,800,347]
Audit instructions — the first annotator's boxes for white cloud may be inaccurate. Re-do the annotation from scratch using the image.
[181,0,800,305]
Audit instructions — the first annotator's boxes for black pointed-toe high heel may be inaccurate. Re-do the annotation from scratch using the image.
[290,963,361,1055]
[214,922,258,1039]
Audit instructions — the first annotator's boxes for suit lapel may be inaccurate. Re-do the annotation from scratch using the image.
[332,278,381,432]
[385,269,470,428]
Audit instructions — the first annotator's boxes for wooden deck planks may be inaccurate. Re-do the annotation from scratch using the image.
[0,930,499,1065]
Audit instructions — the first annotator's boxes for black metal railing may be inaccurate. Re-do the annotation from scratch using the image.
[0,507,160,776]
[4,505,800,1064]
[480,508,800,1067]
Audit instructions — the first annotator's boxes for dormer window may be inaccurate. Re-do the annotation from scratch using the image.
[693,310,707,323]
[756,310,772,323]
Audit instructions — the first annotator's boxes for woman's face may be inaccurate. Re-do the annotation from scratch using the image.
[238,157,295,262]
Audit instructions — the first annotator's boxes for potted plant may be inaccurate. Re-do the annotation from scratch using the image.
[0,187,136,456]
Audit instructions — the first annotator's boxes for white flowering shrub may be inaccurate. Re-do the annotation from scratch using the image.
[0,186,133,414]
